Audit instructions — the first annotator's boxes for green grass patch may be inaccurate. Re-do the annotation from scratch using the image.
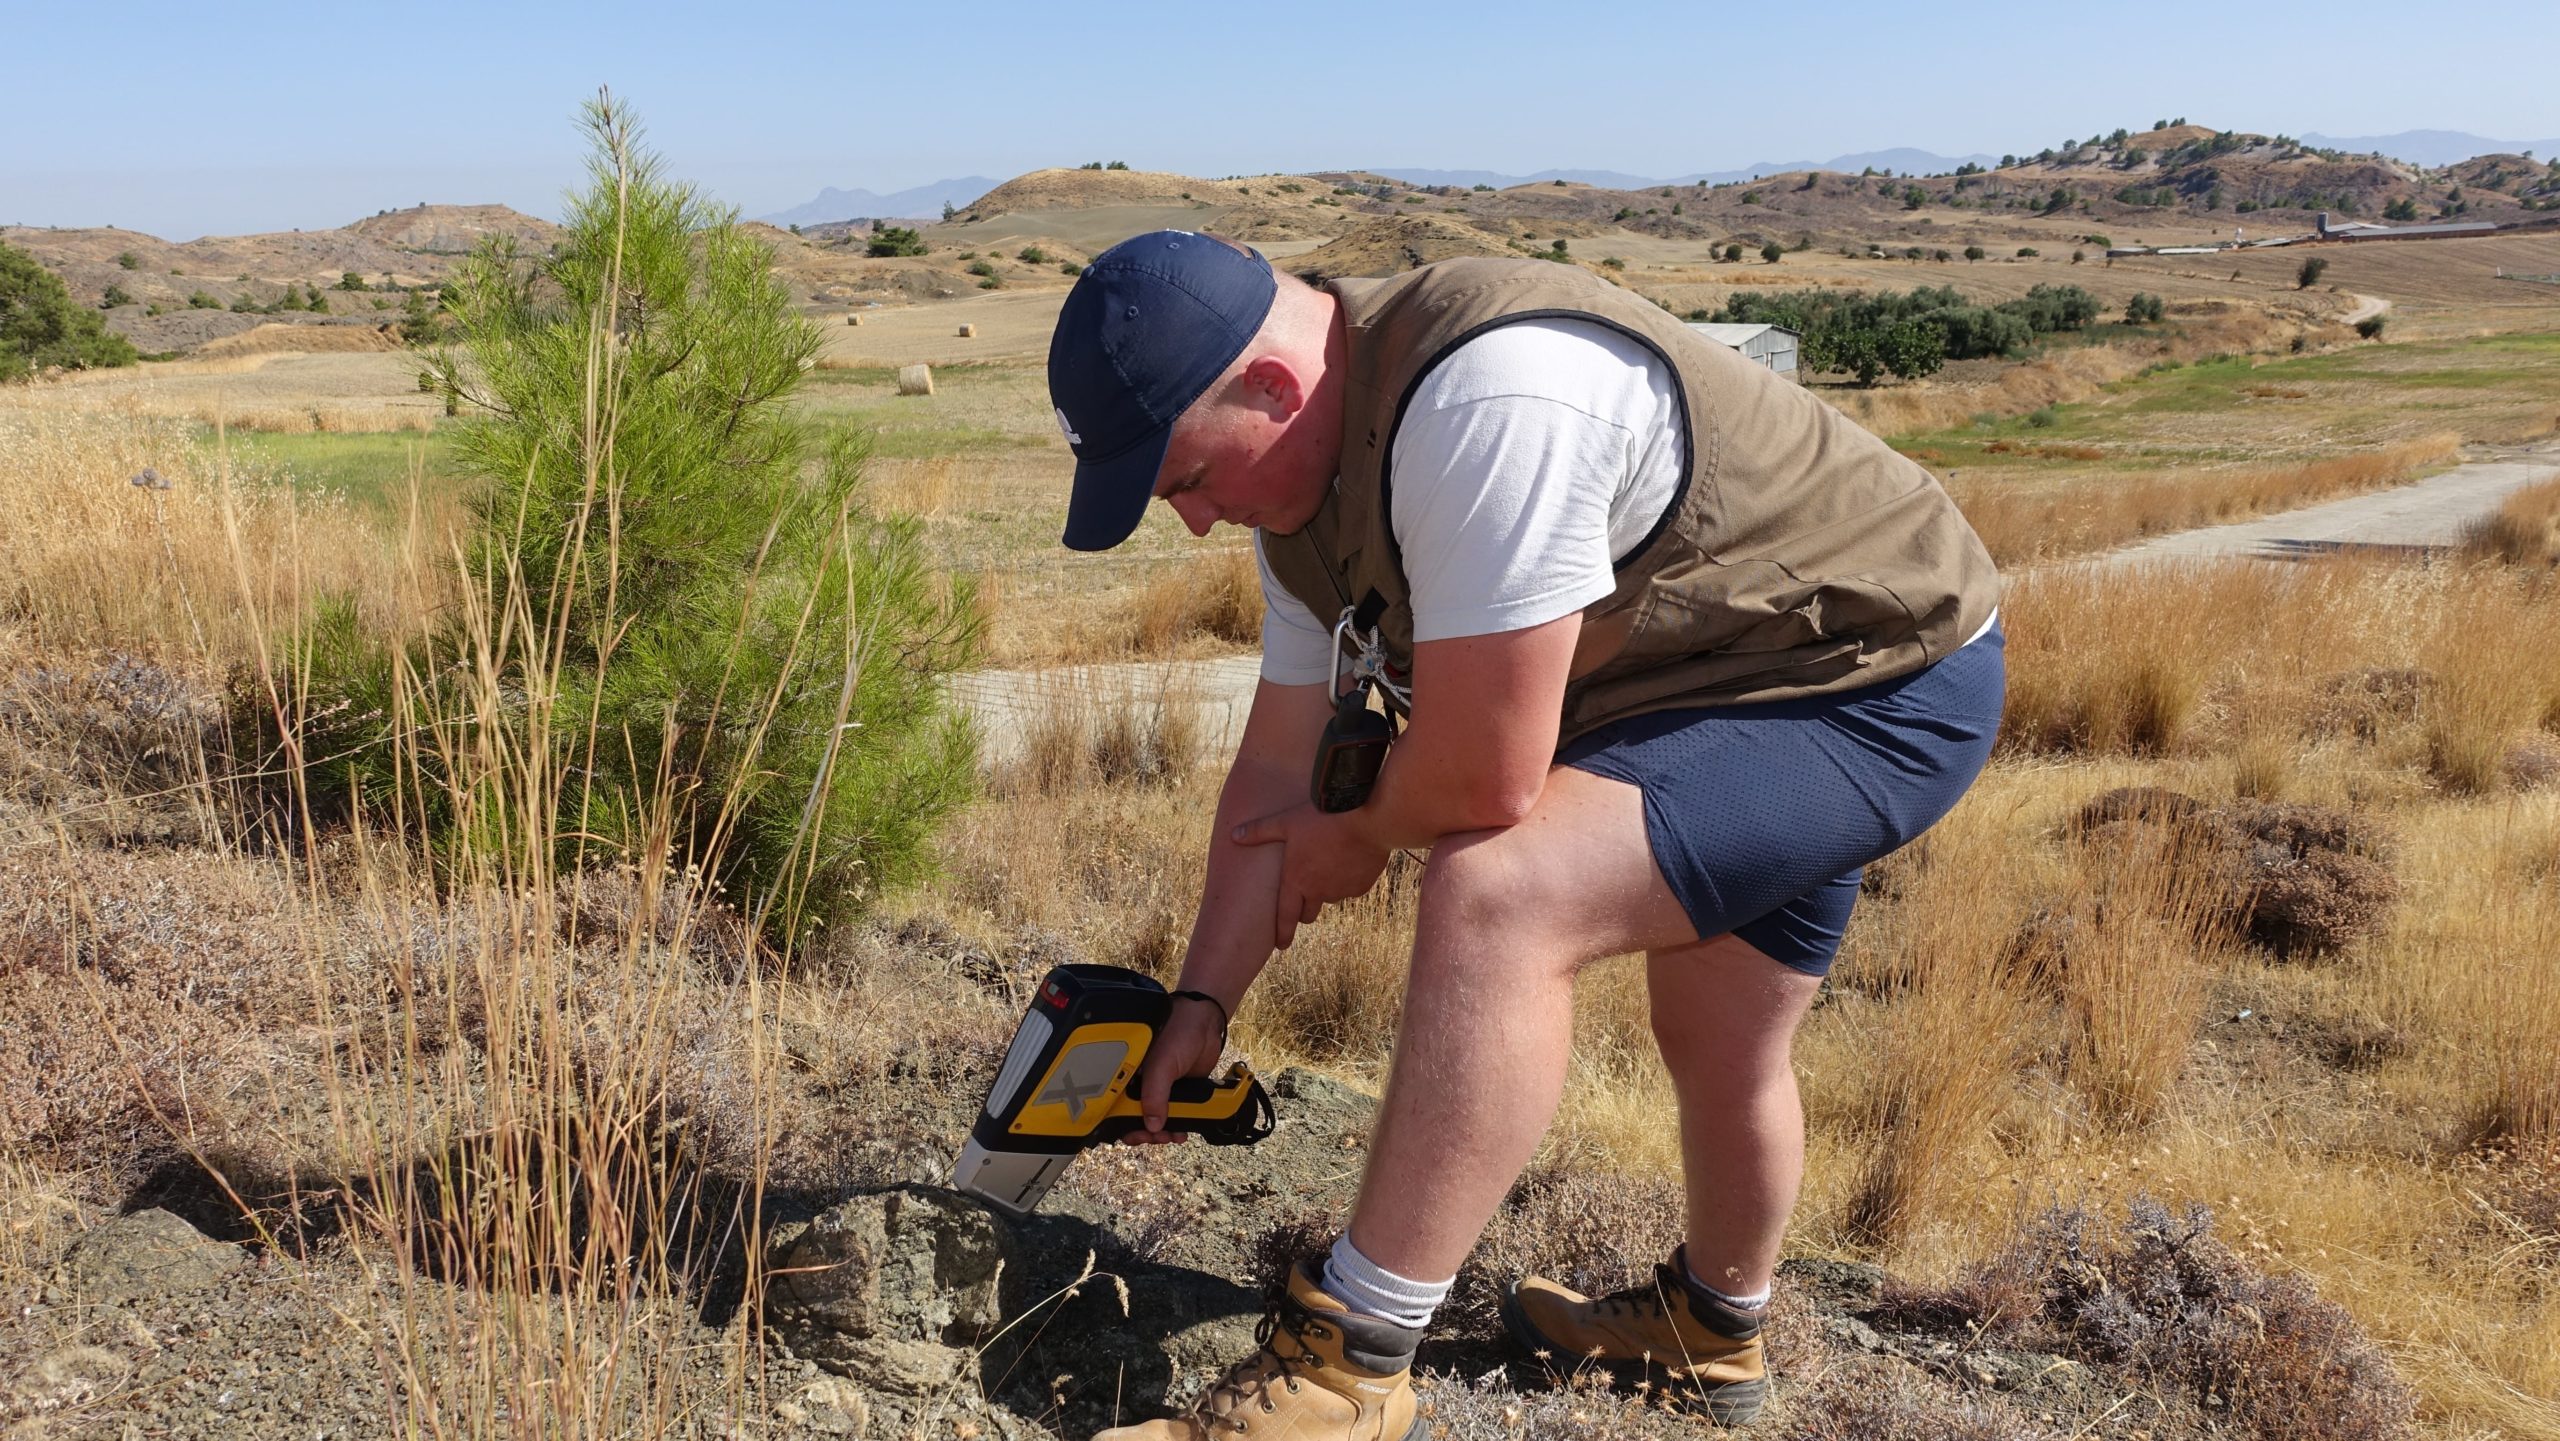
[215,430,457,514]
[808,411,1037,459]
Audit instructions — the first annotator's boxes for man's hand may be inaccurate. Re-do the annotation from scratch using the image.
[1231,803,1393,949]
[1124,995,1228,1146]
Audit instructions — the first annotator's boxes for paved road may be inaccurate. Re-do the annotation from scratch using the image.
[2096,440,2555,566]
[957,441,2557,757]
[950,654,1263,763]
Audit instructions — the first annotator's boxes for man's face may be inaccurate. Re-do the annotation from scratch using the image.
[1148,367,1331,539]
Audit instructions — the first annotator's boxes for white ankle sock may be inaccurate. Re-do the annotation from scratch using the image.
[1681,1254,1771,1313]
[1321,1234,1450,1330]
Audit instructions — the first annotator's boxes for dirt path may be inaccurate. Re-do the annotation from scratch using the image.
[954,441,2557,756]
[2340,292,2391,327]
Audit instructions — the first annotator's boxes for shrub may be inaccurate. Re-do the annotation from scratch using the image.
[1599,256,1625,269]
[291,94,981,938]
[1723,242,1744,262]
[1059,261,1083,276]
[2297,256,2330,289]
[100,283,134,309]
[1897,1200,2418,1441]
[2355,314,2386,340]
[115,250,140,270]
[866,225,927,257]
[1964,245,1985,261]
[187,289,219,309]
[965,259,997,278]
[396,286,443,345]
[1760,240,1784,263]
[1015,245,1049,264]
[0,241,142,381]
[2016,246,2039,257]
[2124,292,2166,323]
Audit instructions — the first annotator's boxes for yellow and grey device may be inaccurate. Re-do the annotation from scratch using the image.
[954,963,1275,1218]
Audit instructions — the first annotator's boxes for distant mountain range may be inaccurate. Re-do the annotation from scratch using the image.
[1368,148,2003,190]
[2300,130,2560,166]
[752,131,2558,232]
[758,177,997,227]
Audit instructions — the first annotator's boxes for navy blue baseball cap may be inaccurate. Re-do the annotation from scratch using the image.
[1048,230,1276,551]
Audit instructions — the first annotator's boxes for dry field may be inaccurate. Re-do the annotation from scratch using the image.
[6,214,2560,1435]
[15,401,2556,1432]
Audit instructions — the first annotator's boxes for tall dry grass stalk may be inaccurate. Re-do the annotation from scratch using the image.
[1956,432,2462,568]
[2462,470,2560,568]
[2054,828,2221,1128]
[0,408,448,661]
[1835,794,2042,1249]
[2394,797,2560,1144]
[1999,557,2560,777]
[1127,544,1261,655]
[997,671,1208,798]
[218,107,943,1435]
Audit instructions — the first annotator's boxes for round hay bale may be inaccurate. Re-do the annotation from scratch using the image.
[956,322,977,338]
[895,364,934,397]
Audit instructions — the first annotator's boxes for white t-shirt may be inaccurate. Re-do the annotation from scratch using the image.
[1257,318,1685,685]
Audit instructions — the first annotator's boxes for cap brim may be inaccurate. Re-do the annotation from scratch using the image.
[1060,427,1173,552]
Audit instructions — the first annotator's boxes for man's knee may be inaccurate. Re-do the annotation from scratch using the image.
[1411,828,1592,972]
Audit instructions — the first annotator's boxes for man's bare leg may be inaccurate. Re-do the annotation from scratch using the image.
[1646,934,1824,1299]
[1341,766,1697,1281]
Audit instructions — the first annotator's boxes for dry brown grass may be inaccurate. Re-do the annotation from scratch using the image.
[0,408,449,661]
[1955,432,2462,567]
[1998,557,2560,783]
[2464,469,2560,567]
[999,671,1207,799]
[1126,544,1262,654]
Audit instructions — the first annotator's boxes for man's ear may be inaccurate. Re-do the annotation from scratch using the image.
[1236,356,1306,419]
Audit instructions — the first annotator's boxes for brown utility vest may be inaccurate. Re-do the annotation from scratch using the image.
[1260,258,2000,747]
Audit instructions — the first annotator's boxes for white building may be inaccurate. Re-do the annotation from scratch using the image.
[1687,322,1800,378]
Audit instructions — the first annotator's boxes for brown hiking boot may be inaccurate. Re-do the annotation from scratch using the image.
[1500,1245,1768,1425]
[1093,1258,1422,1440]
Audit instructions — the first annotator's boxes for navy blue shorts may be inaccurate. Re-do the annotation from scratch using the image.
[1558,622,2005,977]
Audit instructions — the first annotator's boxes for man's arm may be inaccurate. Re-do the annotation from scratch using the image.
[1176,677,1336,1006]
[1344,612,1582,853]
[1130,677,1332,1140]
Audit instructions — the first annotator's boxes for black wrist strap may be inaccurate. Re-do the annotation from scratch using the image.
[1171,989,1230,1045]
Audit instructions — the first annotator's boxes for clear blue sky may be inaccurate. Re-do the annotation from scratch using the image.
[10,0,2554,239]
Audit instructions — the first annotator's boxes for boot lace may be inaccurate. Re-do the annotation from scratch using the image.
[1591,1264,1684,1320]
[1187,1287,1318,1435]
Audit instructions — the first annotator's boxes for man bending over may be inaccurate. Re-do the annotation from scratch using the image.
[1044,231,2003,1438]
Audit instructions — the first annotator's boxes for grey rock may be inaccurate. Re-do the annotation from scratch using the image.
[798,1375,869,1434]
[1825,1316,1890,1353]
[766,1184,1014,1396]
[54,1209,243,1307]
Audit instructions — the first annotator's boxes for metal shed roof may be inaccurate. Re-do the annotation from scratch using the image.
[1687,322,1798,346]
